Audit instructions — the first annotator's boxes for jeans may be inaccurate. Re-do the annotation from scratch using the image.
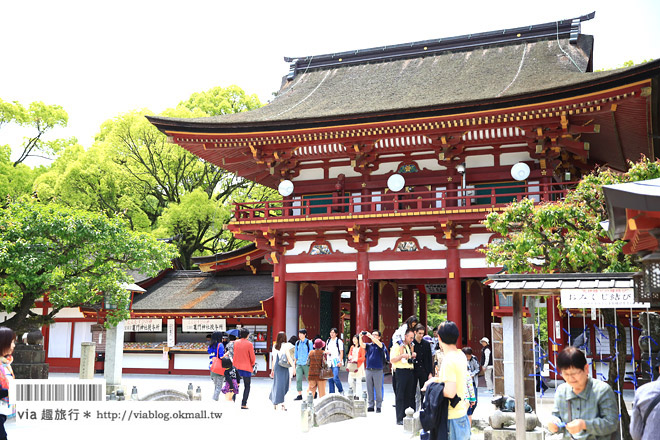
[211,372,225,401]
[328,366,344,393]
[448,415,471,440]
[241,375,251,407]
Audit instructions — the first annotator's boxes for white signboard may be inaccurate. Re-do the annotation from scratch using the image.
[167,319,175,347]
[182,318,226,333]
[124,319,162,332]
[560,288,649,309]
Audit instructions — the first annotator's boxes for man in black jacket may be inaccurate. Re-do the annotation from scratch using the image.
[413,323,433,409]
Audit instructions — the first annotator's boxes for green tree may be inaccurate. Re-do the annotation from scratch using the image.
[0,98,73,166]
[0,145,48,202]
[0,198,177,332]
[155,188,230,269]
[178,85,261,116]
[34,85,275,268]
[482,157,660,440]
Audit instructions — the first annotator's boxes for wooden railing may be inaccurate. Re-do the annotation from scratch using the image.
[232,182,574,221]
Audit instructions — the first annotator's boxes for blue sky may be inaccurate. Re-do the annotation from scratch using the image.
[1,0,658,166]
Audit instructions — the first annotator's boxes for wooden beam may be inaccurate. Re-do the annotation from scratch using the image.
[513,291,526,440]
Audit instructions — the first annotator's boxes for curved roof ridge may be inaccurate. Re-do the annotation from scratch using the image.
[283,12,595,76]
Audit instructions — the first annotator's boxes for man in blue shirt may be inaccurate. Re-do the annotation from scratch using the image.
[293,329,314,401]
[360,330,387,412]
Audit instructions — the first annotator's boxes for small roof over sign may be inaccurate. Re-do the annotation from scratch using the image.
[486,272,634,296]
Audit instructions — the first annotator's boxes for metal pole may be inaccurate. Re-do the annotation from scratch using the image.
[614,307,623,437]
[630,307,636,390]
[648,309,654,381]
[513,291,526,440]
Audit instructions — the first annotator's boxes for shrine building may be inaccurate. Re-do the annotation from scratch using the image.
[148,12,660,352]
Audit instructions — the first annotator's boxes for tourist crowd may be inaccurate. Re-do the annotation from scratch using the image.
[206,316,486,439]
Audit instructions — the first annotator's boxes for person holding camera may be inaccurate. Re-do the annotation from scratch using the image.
[360,330,387,412]
[390,328,416,425]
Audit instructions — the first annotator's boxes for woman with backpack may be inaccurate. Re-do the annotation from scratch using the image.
[325,328,344,394]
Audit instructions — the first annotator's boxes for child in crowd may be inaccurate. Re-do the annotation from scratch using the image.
[221,357,240,402]
[392,315,419,345]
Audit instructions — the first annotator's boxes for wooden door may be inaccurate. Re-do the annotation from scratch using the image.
[378,281,399,348]
[299,283,320,339]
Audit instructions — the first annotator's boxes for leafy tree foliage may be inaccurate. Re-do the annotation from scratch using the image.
[483,157,660,440]
[0,145,47,202]
[33,85,276,268]
[0,98,73,166]
[178,85,261,116]
[0,198,177,332]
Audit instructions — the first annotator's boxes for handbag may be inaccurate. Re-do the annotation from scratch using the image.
[278,351,292,368]
[346,361,358,373]
[210,348,225,375]
[320,355,334,380]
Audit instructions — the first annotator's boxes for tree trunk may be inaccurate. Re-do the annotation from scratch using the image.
[602,308,631,440]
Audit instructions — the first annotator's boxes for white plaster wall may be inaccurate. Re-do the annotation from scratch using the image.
[288,241,315,256]
[370,259,446,271]
[294,168,324,181]
[415,236,447,251]
[48,307,86,318]
[368,237,398,253]
[499,151,533,166]
[286,282,299,337]
[466,154,494,168]
[500,142,528,149]
[413,159,445,171]
[286,262,357,273]
[328,239,357,254]
[329,166,361,179]
[461,233,493,249]
[371,162,400,176]
[460,258,492,269]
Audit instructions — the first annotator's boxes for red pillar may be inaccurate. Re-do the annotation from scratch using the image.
[446,182,458,208]
[419,291,428,329]
[547,295,565,380]
[273,254,286,336]
[356,251,370,333]
[402,288,415,323]
[446,244,463,347]
[350,289,357,341]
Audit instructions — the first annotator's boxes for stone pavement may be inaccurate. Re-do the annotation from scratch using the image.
[6,372,635,440]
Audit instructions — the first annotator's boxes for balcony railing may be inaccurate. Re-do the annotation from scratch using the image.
[233,181,573,222]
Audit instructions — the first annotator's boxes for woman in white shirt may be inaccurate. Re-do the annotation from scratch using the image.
[325,328,344,394]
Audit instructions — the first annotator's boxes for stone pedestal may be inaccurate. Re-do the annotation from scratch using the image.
[12,344,48,379]
[484,427,544,440]
[79,342,96,379]
[104,321,125,395]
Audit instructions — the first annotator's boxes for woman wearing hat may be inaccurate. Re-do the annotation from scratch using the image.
[480,337,493,393]
[307,339,328,399]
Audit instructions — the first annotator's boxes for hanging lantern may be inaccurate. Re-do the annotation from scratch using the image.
[633,271,647,303]
[103,293,117,310]
[642,253,660,302]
